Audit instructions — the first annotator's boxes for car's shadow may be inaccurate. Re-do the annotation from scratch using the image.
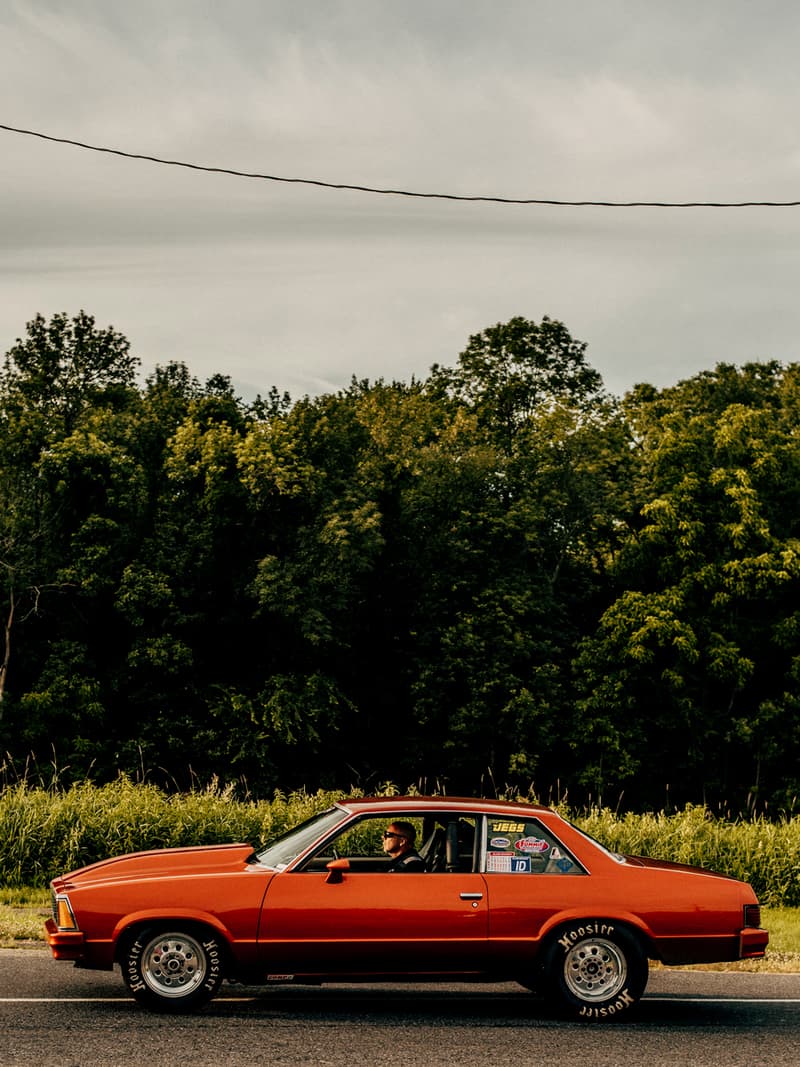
[93,984,786,1030]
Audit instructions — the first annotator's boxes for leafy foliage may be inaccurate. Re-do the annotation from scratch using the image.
[1,312,799,812]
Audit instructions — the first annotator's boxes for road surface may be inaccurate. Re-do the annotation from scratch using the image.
[2,949,798,1066]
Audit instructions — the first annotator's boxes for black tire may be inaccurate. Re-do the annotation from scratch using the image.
[122,926,225,1013]
[541,920,647,1021]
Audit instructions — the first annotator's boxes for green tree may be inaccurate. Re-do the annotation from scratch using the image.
[430,315,606,450]
[575,362,800,809]
[402,395,630,789]
[0,312,139,727]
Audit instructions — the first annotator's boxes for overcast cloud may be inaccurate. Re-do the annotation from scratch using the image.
[2,1,799,400]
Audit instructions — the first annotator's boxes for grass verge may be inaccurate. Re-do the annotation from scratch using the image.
[0,887,50,947]
[2,890,798,971]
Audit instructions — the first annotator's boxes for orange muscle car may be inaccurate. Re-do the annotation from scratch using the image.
[46,795,768,1019]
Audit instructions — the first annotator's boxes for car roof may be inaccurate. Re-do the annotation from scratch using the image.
[335,796,554,817]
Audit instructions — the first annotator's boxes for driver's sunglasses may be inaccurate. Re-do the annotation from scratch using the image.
[383,831,406,839]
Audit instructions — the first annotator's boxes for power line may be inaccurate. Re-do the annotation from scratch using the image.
[3,121,800,208]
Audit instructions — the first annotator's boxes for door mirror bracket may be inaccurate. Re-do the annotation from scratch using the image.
[325,858,350,884]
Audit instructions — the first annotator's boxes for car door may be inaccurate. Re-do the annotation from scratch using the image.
[257,816,489,974]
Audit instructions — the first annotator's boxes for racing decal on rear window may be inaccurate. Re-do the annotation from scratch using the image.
[484,820,583,874]
[514,837,549,853]
[487,852,514,872]
[487,852,533,873]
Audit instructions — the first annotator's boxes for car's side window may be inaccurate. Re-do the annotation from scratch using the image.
[299,814,481,872]
[328,818,388,857]
[484,818,583,874]
[300,815,426,872]
[418,816,478,872]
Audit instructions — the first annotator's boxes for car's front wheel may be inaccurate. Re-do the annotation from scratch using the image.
[122,926,225,1012]
[541,921,647,1021]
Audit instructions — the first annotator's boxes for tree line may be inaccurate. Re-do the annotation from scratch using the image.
[1,311,798,812]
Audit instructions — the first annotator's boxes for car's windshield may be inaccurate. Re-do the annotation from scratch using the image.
[254,807,350,870]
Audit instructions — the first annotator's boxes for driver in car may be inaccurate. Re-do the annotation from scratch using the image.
[382,822,425,872]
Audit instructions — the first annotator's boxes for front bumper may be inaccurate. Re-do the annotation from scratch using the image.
[45,918,86,961]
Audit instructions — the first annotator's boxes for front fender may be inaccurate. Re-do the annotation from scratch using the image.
[112,909,235,961]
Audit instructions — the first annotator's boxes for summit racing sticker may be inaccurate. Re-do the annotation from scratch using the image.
[514,837,550,853]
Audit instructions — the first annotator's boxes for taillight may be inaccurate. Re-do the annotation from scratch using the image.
[743,903,761,928]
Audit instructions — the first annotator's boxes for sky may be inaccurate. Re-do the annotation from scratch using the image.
[2,0,800,402]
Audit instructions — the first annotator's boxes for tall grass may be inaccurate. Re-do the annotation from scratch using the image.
[576,803,800,907]
[1,778,798,905]
[0,776,343,887]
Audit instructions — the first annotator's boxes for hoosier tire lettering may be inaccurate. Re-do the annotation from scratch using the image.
[558,922,615,950]
[578,989,636,1018]
[125,938,146,993]
[542,921,648,1022]
[121,927,225,1013]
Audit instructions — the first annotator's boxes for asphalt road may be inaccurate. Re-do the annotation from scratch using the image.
[2,949,799,1067]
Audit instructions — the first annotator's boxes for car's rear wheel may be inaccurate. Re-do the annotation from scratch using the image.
[541,921,647,1021]
[122,926,225,1012]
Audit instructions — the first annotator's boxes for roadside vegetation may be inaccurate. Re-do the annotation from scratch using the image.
[0,777,798,904]
[2,312,800,813]
[576,804,800,908]
[1,779,798,968]
[0,777,341,888]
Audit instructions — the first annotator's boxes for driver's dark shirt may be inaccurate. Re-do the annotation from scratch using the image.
[387,850,425,872]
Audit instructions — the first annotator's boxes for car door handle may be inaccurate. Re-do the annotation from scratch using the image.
[459,892,483,901]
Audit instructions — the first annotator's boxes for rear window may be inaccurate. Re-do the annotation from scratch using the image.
[484,817,583,875]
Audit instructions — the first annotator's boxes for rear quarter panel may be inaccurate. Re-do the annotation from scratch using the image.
[484,852,755,967]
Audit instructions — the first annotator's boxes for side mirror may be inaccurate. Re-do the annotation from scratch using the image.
[325,857,350,884]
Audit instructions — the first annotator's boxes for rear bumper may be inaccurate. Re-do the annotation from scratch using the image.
[45,918,86,961]
[656,926,769,965]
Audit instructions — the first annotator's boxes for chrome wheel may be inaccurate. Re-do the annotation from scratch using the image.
[562,936,627,1001]
[541,923,647,1020]
[141,931,208,998]
[123,925,225,1012]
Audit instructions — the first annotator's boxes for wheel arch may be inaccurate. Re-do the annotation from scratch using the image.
[113,912,234,967]
[537,912,656,962]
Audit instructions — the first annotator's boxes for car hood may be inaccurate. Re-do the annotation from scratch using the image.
[52,843,256,890]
